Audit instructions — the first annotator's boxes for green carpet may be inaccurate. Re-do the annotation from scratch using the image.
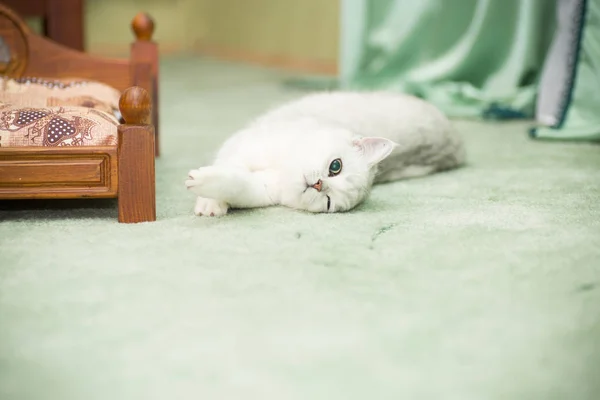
[1,57,599,400]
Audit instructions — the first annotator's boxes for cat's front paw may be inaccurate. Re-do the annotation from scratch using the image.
[185,166,229,199]
[194,196,229,217]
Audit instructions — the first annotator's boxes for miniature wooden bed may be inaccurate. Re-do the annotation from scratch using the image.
[0,3,159,223]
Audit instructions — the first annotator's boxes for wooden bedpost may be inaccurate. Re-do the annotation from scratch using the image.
[117,87,156,223]
[130,12,160,157]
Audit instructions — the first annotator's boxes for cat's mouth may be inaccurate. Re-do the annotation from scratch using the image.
[301,178,332,211]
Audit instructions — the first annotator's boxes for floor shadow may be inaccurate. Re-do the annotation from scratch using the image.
[0,198,118,221]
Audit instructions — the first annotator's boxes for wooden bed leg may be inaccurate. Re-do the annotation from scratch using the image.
[130,13,160,157]
[117,87,156,223]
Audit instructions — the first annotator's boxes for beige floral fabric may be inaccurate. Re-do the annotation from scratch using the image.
[0,76,121,116]
[0,76,121,147]
[0,103,118,148]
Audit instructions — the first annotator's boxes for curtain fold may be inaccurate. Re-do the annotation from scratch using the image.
[532,0,600,141]
[339,0,556,119]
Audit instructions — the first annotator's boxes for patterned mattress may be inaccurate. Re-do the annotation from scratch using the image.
[0,77,121,148]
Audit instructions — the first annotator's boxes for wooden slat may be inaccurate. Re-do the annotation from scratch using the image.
[0,146,118,199]
[1,0,46,17]
[44,0,84,51]
[2,0,85,51]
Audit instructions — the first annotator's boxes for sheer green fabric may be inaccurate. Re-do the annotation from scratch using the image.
[339,0,556,119]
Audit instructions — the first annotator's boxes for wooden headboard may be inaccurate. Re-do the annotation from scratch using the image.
[1,0,84,51]
[0,3,160,155]
[0,2,157,93]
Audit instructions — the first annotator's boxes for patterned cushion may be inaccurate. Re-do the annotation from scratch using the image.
[0,76,121,147]
[0,76,121,117]
[0,103,118,148]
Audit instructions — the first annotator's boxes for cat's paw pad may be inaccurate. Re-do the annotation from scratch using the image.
[194,197,229,217]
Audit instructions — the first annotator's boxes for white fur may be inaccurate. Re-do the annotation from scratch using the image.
[186,91,465,216]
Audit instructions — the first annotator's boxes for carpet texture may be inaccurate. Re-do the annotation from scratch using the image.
[1,57,599,400]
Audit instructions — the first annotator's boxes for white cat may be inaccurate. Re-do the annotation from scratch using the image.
[185,91,465,216]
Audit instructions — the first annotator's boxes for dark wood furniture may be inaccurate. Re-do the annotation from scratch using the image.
[0,3,159,223]
[1,0,84,51]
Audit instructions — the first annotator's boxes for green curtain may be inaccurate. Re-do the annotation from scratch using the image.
[532,0,600,141]
[339,0,556,119]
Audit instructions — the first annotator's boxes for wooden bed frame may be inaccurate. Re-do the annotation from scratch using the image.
[0,3,159,223]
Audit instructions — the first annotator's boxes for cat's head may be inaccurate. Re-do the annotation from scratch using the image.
[280,130,396,213]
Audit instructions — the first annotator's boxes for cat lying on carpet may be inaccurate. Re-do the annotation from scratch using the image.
[185,91,465,216]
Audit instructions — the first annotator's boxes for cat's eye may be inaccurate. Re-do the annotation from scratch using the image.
[328,158,343,177]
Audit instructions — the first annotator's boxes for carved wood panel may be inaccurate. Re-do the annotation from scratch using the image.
[0,146,118,199]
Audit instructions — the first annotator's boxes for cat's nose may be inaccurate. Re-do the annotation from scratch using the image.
[311,179,323,192]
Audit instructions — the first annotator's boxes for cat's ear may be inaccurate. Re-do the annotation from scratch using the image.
[353,137,397,166]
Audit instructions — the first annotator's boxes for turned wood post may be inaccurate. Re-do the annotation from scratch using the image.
[130,12,160,157]
[118,87,156,223]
